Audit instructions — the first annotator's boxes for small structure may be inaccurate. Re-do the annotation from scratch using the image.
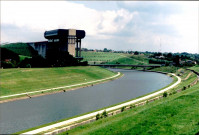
[28,29,86,59]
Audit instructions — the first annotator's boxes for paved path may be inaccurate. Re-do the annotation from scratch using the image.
[23,73,181,134]
[0,72,121,99]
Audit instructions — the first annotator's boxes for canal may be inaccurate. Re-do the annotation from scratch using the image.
[0,69,172,134]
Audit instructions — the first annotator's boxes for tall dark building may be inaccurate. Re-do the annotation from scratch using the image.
[27,29,86,59]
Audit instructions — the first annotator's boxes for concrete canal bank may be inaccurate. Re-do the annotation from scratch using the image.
[0,69,173,134]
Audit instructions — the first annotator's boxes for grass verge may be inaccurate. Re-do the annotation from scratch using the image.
[0,66,118,100]
[59,68,199,135]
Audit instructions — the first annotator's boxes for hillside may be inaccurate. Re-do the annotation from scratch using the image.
[190,66,199,73]
[0,66,117,97]
[59,67,199,135]
[1,43,38,57]
[82,51,149,65]
[81,51,124,64]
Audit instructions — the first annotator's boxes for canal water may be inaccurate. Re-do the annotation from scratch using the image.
[0,69,172,134]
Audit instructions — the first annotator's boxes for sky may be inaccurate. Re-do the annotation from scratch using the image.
[1,1,199,53]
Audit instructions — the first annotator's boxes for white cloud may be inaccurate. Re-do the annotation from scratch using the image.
[1,1,199,53]
[164,2,198,53]
[1,1,134,37]
[98,9,135,34]
[121,1,199,53]
[2,1,98,34]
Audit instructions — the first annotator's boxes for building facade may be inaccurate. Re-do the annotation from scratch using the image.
[27,29,86,59]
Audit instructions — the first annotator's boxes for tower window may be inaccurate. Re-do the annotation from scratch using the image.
[68,36,76,44]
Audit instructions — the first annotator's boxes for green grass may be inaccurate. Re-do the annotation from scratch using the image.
[19,55,32,61]
[0,66,116,96]
[190,66,199,72]
[106,57,147,65]
[81,51,149,65]
[81,51,124,64]
[128,54,149,64]
[59,67,199,135]
[1,42,38,57]
[151,66,180,73]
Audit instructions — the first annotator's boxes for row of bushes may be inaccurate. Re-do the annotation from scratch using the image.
[149,58,171,65]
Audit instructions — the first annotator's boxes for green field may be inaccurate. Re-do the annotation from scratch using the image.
[81,51,149,65]
[59,67,199,135]
[81,51,124,64]
[125,54,149,64]
[0,66,117,96]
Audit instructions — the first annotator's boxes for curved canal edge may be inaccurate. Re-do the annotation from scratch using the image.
[0,72,122,103]
[22,72,181,135]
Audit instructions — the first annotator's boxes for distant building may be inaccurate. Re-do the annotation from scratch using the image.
[179,60,197,65]
[27,29,86,59]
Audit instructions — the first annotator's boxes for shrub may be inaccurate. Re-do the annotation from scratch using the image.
[26,64,31,68]
[121,106,126,112]
[1,48,20,68]
[96,114,100,120]
[172,91,177,94]
[163,92,168,97]
[102,110,108,118]
[130,104,135,109]
[183,86,186,90]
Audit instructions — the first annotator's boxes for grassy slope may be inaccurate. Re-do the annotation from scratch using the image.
[126,54,149,64]
[151,66,180,73]
[81,51,149,65]
[1,43,38,57]
[0,66,116,96]
[190,66,199,72]
[81,51,124,64]
[60,67,199,135]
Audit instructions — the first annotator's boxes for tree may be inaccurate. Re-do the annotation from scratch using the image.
[167,53,172,58]
[134,51,139,55]
[173,55,180,66]
[103,48,108,52]
[1,48,20,68]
